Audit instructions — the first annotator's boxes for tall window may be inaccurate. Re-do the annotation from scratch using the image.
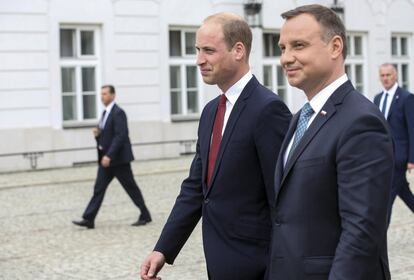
[60,26,100,123]
[391,34,410,90]
[262,32,287,102]
[169,28,200,117]
[345,33,366,94]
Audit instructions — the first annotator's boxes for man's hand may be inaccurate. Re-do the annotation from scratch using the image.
[93,127,100,138]
[101,155,111,167]
[140,251,166,280]
[407,162,414,173]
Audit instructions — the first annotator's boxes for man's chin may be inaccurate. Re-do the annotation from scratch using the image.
[287,79,300,88]
[201,77,215,85]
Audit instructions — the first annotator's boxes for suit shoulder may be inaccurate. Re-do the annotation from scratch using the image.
[343,90,383,118]
[373,92,382,100]
[113,104,126,114]
[199,96,218,120]
[398,87,414,99]
[255,83,285,105]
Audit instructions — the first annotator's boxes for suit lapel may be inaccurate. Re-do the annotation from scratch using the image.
[374,94,381,107]
[205,76,258,197]
[387,87,401,119]
[273,113,299,193]
[101,104,116,136]
[201,99,218,195]
[281,100,336,185]
[274,81,353,203]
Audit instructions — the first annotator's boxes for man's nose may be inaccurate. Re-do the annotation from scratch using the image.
[196,52,205,66]
[280,49,294,66]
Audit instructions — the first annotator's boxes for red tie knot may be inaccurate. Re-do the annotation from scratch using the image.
[219,94,227,105]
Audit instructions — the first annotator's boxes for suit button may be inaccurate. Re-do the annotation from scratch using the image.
[204,199,210,204]
[274,220,281,227]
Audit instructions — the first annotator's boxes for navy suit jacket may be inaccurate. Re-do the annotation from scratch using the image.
[270,81,393,280]
[96,104,134,166]
[374,86,414,170]
[154,76,291,279]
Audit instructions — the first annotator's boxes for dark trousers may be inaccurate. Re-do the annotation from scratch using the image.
[387,167,414,224]
[83,163,148,221]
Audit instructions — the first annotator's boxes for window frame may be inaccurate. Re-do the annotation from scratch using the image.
[391,33,411,90]
[168,27,202,120]
[345,32,368,95]
[262,30,291,107]
[59,25,101,126]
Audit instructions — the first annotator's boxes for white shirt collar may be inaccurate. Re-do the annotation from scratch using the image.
[308,74,348,115]
[382,82,398,99]
[283,74,348,167]
[223,71,253,105]
[104,101,116,114]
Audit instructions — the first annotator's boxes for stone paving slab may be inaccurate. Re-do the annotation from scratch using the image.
[0,157,412,279]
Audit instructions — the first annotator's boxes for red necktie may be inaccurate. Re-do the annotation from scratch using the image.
[207,94,227,186]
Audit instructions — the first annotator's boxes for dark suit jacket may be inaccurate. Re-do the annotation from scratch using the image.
[374,86,414,170]
[96,103,134,166]
[154,76,291,279]
[269,81,393,280]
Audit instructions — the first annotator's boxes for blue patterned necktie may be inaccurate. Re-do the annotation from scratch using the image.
[287,103,314,161]
[381,92,389,117]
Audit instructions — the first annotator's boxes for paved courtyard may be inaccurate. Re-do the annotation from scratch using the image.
[0,156,413,280]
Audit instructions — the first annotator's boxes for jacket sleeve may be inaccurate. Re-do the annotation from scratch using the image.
[254,99,291,207]
[153,140,203,264]
[403,93,414,163]
[329,113,393,279]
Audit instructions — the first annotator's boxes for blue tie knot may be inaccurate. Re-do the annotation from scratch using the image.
[301,102,314,119]
[286,102,314,163]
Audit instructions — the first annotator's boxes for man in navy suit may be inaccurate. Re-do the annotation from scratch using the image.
[374,63,414,224]
[140,13,291,280]
[269,5,393,279]
[72,85,151,229]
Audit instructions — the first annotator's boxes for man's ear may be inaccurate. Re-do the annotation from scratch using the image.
[330,35,343,59]
[233,42,246,61]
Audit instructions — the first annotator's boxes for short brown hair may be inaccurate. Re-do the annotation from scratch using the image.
[281,4,347,59]
[101,84,116,95]
[204,13,252,61]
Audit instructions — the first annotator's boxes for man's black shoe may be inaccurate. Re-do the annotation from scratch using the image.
[131,214,152,226]
[72,219,95,229]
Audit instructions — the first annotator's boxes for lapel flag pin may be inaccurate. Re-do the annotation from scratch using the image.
[320,110,327,116]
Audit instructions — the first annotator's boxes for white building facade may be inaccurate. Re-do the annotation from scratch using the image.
[0,0,413,172]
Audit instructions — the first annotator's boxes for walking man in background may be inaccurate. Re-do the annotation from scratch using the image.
[270,5,393,279]
[140,13,291,280]
[72,85,151,229]
[374,63,414,224]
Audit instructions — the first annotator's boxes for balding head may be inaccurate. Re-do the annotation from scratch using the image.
[379,63,398,91]
[202,12,252,61]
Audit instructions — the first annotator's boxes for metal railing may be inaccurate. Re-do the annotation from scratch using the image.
[0,139,197,170]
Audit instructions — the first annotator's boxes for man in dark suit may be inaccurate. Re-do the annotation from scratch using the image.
[72,85,151,229]
[374,63,414,224]
[269,5,393,279]
[140,13,291,280]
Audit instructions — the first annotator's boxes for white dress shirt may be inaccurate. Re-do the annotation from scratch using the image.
[220,71,253,135]
[283,74,349,166]
[379,82,398,119]
[100,101,115,129]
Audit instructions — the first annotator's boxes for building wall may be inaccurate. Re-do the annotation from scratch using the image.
[0,0,413,172]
